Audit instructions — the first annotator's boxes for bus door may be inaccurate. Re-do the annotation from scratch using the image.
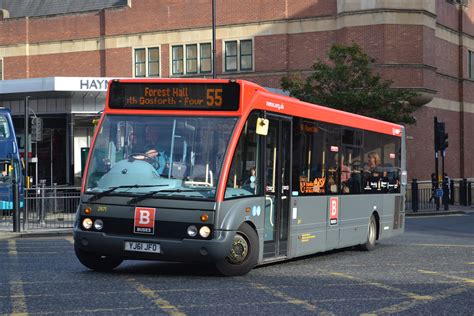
[263,115,291,259]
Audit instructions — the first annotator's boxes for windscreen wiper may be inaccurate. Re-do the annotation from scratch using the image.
[127,188,213,205]
[87,184,168,202]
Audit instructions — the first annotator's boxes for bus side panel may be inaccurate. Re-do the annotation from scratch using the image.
[289,196,328,258]
[339,195,383,248]
[380,194,405,239]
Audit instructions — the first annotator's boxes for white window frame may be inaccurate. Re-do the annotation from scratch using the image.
[133,46,160,78]
[170,42,213,76]
[223,39,254,73]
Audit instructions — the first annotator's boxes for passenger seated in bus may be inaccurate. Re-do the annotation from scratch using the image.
[339,154,351,193]
[242,168,257,194]
[364,152,383,177]
[1,163,7,177]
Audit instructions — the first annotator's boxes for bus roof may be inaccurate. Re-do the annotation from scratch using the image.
[105,78,402,137]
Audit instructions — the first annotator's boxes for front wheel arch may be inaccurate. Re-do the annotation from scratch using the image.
[215,222,259,276]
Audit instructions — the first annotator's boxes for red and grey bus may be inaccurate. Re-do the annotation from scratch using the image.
[74,79,406,276]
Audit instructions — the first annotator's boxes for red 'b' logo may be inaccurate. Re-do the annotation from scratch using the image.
[329,197,339,225]
[134,207,156,234]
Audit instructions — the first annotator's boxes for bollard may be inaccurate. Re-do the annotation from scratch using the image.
[12,158,21,232]
[411,179,419,212]
[468,182,472,206]
[449,180,455,204]
[442,177,449,211]
[39,179,46,224]
[460,179,467,206]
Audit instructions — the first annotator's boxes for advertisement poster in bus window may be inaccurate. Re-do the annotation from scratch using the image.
[329,197,338,225]
[134,207,156,234]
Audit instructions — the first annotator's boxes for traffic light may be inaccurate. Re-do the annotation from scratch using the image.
[434,121,448,152]
[31,117,43,142]
[435,121,443,152]
[442,130,448,150]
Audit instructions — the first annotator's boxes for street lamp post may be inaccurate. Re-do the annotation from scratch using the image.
[212,0,216,79]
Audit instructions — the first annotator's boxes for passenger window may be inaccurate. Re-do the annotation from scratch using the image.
[292,119,340,195]
[340,147,363,194]
[381,135,401,193]
[362,132,400,193]
[0,115,10,138]
[225,112,262,199]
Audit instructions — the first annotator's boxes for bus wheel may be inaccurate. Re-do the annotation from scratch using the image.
[74,244,123,272]
[216,223,259,277]
[359,214,377,251]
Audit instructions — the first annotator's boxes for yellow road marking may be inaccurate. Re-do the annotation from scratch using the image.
[7,240,28,316]
[366,285,468,315]
[330,272,432,301]
[418,270,474,285]
[8,240,18,256]
[413,243,474,248]
[249,282,335,316]
[127,278,186,316]
[466,262,474,265]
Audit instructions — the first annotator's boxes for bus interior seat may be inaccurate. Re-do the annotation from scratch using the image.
[171,162,187,178]
[190,164,206,179]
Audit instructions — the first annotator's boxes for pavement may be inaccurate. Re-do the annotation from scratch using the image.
[405,205,474,217]
[0,205,472,240]
[0,227,72,240]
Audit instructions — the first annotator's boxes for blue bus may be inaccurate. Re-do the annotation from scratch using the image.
[0,108,23,211]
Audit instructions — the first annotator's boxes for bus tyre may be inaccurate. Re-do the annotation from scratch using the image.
[216,223,259,277]
[74,244,123,272]
[359,214,377,251]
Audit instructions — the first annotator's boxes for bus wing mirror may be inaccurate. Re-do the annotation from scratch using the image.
[256,118,269,136]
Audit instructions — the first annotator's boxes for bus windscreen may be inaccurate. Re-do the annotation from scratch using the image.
[108,81,240,111]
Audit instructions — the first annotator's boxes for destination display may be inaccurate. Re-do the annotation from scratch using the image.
[108,81,240,111]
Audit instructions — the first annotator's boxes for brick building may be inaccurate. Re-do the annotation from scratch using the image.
[0,0,473,184]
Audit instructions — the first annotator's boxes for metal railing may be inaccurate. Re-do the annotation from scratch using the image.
[23,182,80,230]
[1,182,80,232]
[406,178,473,211]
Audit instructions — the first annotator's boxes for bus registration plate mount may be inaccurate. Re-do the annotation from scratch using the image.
[124,241,160,254]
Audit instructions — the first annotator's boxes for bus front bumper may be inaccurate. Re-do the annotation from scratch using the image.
[73,229,235,263]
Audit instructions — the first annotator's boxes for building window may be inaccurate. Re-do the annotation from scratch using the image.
[447,0,468,6]
[224,39,253,72]
[186,44,198,74]
[240,40,253,71]
[172,43,212,76]
[148,47,160,77]
[134,47,160,78]
[225,41,238,72]
[172,46,184,75]
[469,50,474,79]
[200,43,212,73]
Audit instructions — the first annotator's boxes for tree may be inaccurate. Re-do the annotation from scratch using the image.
[281,43,420,124]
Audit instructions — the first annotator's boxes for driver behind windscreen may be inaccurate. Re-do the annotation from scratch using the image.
[144,126,167,174]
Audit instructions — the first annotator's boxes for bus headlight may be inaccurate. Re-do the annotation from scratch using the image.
[94,219,104,230]
[199,226,211,238]
[187,225,198,237]
[82,218,93,230]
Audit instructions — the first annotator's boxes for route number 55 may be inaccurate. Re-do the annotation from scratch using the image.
[207,88,223,107]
